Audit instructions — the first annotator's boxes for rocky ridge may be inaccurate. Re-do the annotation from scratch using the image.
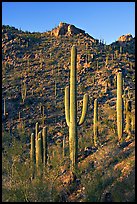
[118,33,133,42]
[51,22,94,40]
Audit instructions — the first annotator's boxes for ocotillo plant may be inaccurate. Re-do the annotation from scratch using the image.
[65,45,89,173]
[117,71,123,142]
[93,99,98,147]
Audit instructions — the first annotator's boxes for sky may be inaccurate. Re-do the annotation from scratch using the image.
[2,2,135,45]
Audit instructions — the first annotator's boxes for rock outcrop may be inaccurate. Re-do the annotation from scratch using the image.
[51,22,86,37]
[118,33,133,42]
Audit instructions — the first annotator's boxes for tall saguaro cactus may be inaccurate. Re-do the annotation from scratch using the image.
[36,132,43,177]
[65,45,89,173]
[125,100,131,136]
[93,99,98,146]
[30,133,35,162]
[42,126,48,167]
[117,72,123,142]
[30,133,35,178]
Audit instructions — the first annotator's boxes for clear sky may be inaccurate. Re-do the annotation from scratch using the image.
[2,2,135,45]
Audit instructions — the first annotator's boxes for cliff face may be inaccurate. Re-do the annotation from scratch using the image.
[51,22,86,37]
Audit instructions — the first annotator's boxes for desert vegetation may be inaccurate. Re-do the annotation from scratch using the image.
[2,23,135,202]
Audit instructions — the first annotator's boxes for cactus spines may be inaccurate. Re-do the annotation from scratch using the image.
[117,72,123,142]
[64,45,89,173]
[93,98,98,146]
[42,126,48,167]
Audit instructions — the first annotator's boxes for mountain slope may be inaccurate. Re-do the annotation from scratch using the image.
[2,23,135,202]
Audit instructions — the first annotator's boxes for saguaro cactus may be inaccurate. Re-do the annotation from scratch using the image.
[117,72,123,142]
[65,45,89,173]
[42,126,48,167]
[125,100,131,136]
[93,99,98,146]
[30,133,35,162]
[21,80,27,103]
[35,122,39,141]
[30,133,35,178]
[36,132,43,177]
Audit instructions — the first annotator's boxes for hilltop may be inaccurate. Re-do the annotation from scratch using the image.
[2,23,135,202]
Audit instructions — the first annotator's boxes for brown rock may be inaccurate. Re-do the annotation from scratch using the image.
[51,22,85,37]
[118,33,133,42]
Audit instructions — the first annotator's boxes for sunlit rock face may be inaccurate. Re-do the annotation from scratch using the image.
[118,33,133,42]
[51,22,85,37]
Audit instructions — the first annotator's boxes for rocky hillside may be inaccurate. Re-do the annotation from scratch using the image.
[2,23,135,202]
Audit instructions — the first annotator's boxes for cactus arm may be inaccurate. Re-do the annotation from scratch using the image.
[78,94,89,126]
[65,86,70,127]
